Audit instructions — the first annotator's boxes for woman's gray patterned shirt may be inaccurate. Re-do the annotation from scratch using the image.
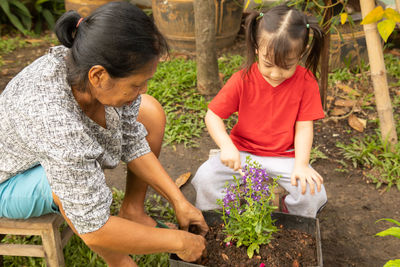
[0,46,151,234]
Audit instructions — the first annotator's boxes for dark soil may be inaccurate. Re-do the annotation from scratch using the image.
[1,34,400,267]
[199,223,317,267]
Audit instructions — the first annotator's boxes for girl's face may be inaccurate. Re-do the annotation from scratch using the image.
[257,44,299,87]
[89,58,158,107]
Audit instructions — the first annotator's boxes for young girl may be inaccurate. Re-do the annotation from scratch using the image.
[192,4,327,218]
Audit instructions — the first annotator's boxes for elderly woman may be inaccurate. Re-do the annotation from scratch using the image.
[0,2,207,266]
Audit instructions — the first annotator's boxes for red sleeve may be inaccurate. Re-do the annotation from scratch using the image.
[296,73,325,121]
[208,71,242,119]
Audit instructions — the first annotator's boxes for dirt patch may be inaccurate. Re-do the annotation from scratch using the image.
[1,37,400,267]
[199,224,317,267]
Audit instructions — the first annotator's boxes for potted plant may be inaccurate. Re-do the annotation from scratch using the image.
[151,0,244,52]
[170,157,323,266]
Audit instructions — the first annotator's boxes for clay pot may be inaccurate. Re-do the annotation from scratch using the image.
[151,0,244,52]
[64,0,115,17]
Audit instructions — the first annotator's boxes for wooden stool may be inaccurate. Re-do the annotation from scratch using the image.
[0,213,74,267]
[208,149,287,210]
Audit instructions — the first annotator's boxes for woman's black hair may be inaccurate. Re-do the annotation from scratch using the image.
[245,4,324,77]
[54,2,168,91]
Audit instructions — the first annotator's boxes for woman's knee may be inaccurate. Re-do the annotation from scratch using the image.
[138,94,166,157]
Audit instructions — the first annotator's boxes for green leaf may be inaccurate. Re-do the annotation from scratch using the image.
[9,0,31,18]
[383,259,400,267]
[377,19,396,42]
[42,8,55,29]
[361,6,384,25]
[384,8,400,23]
[377,218,400,227]
[376,227,400,239]
[247,243,258,259]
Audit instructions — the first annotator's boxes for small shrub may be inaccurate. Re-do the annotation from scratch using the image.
[217,156,279,258]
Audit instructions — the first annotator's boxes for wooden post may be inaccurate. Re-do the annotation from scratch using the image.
[194,0,221,95]
[319,0,333,110]
[360,0,398,146]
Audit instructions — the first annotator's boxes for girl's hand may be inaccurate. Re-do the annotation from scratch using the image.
[220,144,241,171]
[290,165,323,195]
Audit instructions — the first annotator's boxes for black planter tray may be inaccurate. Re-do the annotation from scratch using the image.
[170,211,323,267]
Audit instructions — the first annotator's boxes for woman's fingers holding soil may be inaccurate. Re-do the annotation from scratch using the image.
[176,232,206,262]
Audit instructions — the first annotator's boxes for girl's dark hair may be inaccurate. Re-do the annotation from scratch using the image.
[54,2,168,91]
[245,4,324,77]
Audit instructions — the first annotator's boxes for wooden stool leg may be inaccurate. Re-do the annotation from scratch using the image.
[0,234,4,267]
[41,224,65,267]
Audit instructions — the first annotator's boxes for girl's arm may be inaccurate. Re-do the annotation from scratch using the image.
[291,121,323,195]
[205,109,241,170]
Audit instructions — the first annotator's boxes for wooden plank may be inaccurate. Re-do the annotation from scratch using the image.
[0,228,42,236]
[0,243,44,257]
[0,214,58,229]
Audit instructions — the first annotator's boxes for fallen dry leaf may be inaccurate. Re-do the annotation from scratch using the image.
[26,39,43,44]
[292,259,300,267]
[348,114,367,132]
[330,107,349,116]
[336,83,360,96]
[221,253,229,261]
[175,172,191,188]
[335,99,357,107]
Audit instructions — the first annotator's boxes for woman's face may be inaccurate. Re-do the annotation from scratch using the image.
[89,58,158,107]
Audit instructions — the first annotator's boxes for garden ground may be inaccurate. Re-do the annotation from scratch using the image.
[1,35,400,267]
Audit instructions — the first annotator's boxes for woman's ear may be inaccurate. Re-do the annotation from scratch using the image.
[88,65,109,89]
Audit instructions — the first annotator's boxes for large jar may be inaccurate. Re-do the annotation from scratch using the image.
[65,0,116,17]
[152,0,244,52]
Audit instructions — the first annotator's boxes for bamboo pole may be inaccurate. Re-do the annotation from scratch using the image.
[360,0,398,146]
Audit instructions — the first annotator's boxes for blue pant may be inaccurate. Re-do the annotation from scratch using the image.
[0,165,60,219]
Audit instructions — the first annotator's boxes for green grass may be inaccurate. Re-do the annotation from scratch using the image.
[1,188,175,267]
[336,131,400,191]
[148,55,243,147]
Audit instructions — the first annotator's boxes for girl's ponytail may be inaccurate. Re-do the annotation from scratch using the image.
[244,11,262,73]
[304,19,325,77]
[54,10,82,48]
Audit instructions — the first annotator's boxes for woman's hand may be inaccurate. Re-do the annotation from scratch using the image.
[174,200,209,236]
[220,144,241,171]
[290,165,323,195]
[175,231,206,262]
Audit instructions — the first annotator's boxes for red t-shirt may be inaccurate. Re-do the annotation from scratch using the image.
[208,63,325,157]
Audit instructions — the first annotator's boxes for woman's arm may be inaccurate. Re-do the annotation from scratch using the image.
[53,193,205,262]
[205,109,241,170]
[291,121,323,194]
[126,152,208,233]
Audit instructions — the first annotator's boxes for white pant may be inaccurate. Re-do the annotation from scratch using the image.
[191,151,327,218]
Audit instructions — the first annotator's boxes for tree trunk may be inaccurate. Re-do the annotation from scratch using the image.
[319,0,333,111]
[194,0,221,95]
[360,0,398,146]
